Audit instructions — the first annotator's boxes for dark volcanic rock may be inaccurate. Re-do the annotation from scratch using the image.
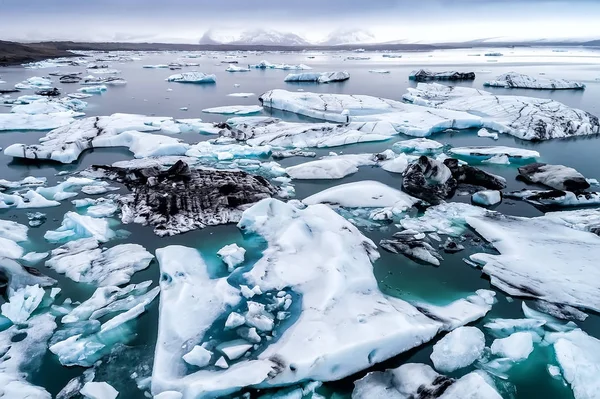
[402,156,457,205]
[35,87,61,96]
[517,163,590,191]
[89,160,277,236]
[380,230,443,266]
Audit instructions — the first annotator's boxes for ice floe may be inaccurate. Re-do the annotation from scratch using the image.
[202,105,263,115]
[467,212,600,312]
[449,146,540,163]
[249,61,311,70]
[226,64,250,72]
[46,237,153,286]
[166,73,216,84]
[403,83,599,140]
[78,85,107,94]
[472,190,502,207]
[353,363,502,399]
[430,326,486,372]
[484,72,585,90]
[506,189,600,208]
[151,199,494,398]
[409,69,476,81]
[518,163,590,191]
[286,154,375,179]
[0,112,80,131]
[44,212,118,243]
[477,128,499,140]
[393,138,444,154]
[284,71,350,84]
[490,331,535,361]
[217,244,246,272]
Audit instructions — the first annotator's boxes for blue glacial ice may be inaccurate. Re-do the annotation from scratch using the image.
[44,212,119,244]
[166,73,216,84]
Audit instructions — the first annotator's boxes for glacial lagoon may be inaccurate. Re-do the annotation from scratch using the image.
[1,47,600,398]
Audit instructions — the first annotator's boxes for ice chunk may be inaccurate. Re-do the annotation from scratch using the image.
[303,180,419,210]
[507,189,600,208]
[477,128,499,140]
[490,331,534,361]
[216,339,253,360]
[518,163,589,191]
[468,212,600,311]
[85,200,119,218]
[44,212,117,243]
[286,154,375,179]
[166,73,216,84]
[0,258,56,294]
[393,138,444,154]
[546,329,600,399]
[249,61,311,70]
[202,105,262,115]
[80,381,118,399]
[380,230,443,266]
[217,244,246,272]
[183,345,212,368]
[484,318,546,337]
[450,146,539,162]
[284,71,350,83]
[224,312,246,329]
[0,236,25,259]
[403,83,599,140]
[22,251,49,264]
[226,64,250,72]
[472,190,502,206]
[353,363,501,399]
[430,326,485,372]
[227,92,255,97]
[484,72,585,90]
[46,238,153,286]
[1,284,46,324]
[92,130,190,158]
[543,208,600,235]
[0,219,28,242]
[409,69,476,81]
[185,141,271,160]
[369,69,391,74]
[260,89,483,137]
[226,118,391,148]
[0,112,79,131]
[78,85,107,94]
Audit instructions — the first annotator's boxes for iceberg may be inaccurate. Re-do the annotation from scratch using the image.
[403,83,599,140]
[484,318,546,337]
[467,212,600,312]
[286,154,375,180]
[259,89,484,137]
[430,326,486,372]
[543,208,600,235]
[1,284,46,324]
[449,146,540,163]
[78,85,107,94]
[546,328,600,399]
[249,61,311,70]
[399,202,487,236]
[80,382,119,399]
[472,190,502,206]
[227,92,255,98]
[185,141,271,160]
[303,180,419,210]
[490,331,535,361]
[409,69,476,81]
[217,243,246,272]
[393,138,444,154]
[4,114,203,163]
[0,112,79,131]
[11,98,86,115]
[380,230,443,266]
[44,212,117,243]
[478,128,499,140]
[46,237,153,286]
[88,160,276,236]
[0,257,56,294]
[353,363,502,399]
[484,72,585,90]
[518,163,590,191]
[166,73,216,84]
[369,69,391,74]
[225,117,391,148]
[151,200,493,398]
[284,71,350,84]
[506,189,600,208]
[202,105,263,115]
[226,64,250,72]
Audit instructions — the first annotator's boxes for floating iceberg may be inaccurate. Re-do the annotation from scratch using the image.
[186,141,271,160]
[0,257,56,294]
[151,199,493,398]
[518,163,590,191]
[478,128,499,140]
[409,69,476,81]
[202,105,262,115]
[506,189,600,208]
[226,64,250,72]
[490,331,535,361]
[399,202,487,236]
[44,212,117,243]
[286,154,375,179]
[78,85,107,94]
[4,114,204,163]
[88,160,276,236]
[393,138,444,154]
[380,230,444,266]
[472,190,502,206]
[430,326,486,372]
[484,72,585,90]
[249,61,311,70]
[467,212,600,312]
[217,243,246,272]
[449,146,540,163]
[80,382,119,399]
[353,363,501,399]
[11,98,86,115]
[166,73,216,84]
[143,64,170,69]
[259,89,484,137]
[225,117,391,148]
[227,92,255,98]
[369,69,391,74]
[284,71,350,84]
[1,284,46,324]
[0,112,80,131]
[303,180,419,210]
[46,237,153,286]
[403,83,599,140]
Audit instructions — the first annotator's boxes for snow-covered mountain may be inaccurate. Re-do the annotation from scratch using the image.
[199,29,310,46]
[320,28,377,46]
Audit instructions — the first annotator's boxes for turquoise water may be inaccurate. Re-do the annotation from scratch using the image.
[1,47,600,398]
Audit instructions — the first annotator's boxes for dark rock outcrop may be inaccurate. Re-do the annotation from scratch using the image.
[402,156,457,205]
[35,87,61,96]
[443,158,507,190]
[380,230,443,266]
[89,160,277,236]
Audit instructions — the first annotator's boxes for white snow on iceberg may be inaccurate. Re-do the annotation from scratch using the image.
[484,72,585,90]
[284,71,350,84]
[166,73,216,84]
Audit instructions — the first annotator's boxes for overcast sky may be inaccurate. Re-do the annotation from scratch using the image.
[1,0,598,43]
